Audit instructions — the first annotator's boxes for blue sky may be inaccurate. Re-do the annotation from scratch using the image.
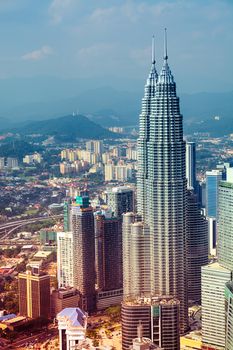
[0,0,233,93]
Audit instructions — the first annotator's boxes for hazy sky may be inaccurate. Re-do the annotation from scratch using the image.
[0,0,233,93]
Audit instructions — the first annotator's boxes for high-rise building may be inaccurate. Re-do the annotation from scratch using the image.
[122,212,151,297]
[201,262,232,349]
[218,179,233,270]
[95,212,122,291]
[186,142,196,190]
[50,288,80,319]
[57,231,74,288]
[207,217,217,256]
[186,190,208,302]
[130,322,162,350]
[136,31,188,332]
[106,186,134,219]
[205,169,222,218]
[18,268,50,319]
[122,296,180,350]
[57,308,87,350]
[86,140,103,155]
[225,281,233,350]
[71,195,95,312]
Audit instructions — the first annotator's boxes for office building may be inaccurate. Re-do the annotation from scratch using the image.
[207,217,217,256]
[95,212,122,291]
[57,307,87,350]
[57,231,74,288]
[186,190,208,302]
[106,186,134,218]
[205,169,222,218]
[71,195,95,312]
[201,262,232,349]
[218,179,233,270]
[122,212,152,297]
[50,288,80,319]
[86,140,103,155]
[136,32,188,332]
[186,142,196,190]
[18,268,50,319]
[122,296,180,350]
[130,323,162,350]
[225,281,233,350]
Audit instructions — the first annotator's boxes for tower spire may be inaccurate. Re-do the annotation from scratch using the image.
[164,28,168,62]
[152,35,155,65]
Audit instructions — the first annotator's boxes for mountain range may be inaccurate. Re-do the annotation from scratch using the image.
[0,77,232,136]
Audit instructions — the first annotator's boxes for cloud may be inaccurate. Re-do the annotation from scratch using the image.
[48,0,78,24]
[21,46,53,61]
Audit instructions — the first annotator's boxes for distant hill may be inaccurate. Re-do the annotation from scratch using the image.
[0,140,41,159]
[0,75,232,136]
[9,114,118,140]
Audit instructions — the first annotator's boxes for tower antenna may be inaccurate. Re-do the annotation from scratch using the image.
[164,28,168,61]
[152,35,155,64]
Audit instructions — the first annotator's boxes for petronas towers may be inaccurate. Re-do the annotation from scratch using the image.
[136,30,188,332]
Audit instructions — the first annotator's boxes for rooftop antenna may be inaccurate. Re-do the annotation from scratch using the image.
[152,35,155,65]
[164,27,168,62]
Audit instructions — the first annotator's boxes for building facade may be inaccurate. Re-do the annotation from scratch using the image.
[18,269,50,319]
[57,231,74,288]
[95,213,122,291]
[201,263,232,349]
[122,296,180,350]
[186,190,208,302]
[122,212,152,297]
[205,169,222,218]
[106,186,134,219]
[71,196,96,313]
[136,33,188,332]
[186,142,196,190]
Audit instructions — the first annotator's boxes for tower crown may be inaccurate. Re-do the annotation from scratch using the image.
[158,28,174,84]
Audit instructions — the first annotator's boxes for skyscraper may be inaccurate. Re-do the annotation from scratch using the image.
[122,212,152,297]
[122,296,180,350]
[95,212,122,291]
[186,142,196,190]
[225,281,233,350]
[218,177,233,270]
[136,30,188,332]
[106,186,134,219]
[71,195,95,313]
[201,262,232,349]
[18,268,50,319]
[186,190,208,302]
[57,231,74,288]
[205,169,222,218]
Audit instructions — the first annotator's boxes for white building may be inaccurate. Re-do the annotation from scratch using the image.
[57,307,87,350]
[201,262,232,349]
[57,232,74,288]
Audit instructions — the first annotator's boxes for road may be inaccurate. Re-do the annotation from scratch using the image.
[0,215,63,240]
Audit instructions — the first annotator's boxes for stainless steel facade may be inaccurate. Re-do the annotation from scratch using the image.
[136,33,188,333]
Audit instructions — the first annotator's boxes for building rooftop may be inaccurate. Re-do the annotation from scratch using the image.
[202,262,231,272]
[123,295,180,307]
[57,307,87,329]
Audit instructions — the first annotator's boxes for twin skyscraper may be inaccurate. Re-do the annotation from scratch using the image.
[123,30,207,345]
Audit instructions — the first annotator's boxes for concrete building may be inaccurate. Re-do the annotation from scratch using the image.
[201,262,232,349]
[57,231,74,288]
[225,281,233,350]
[122,213,152,297]
[106,186,134,219]
[186,142,196,190]
[207,217,217,256]
[186,190,208,302]
[95,212,122,291]
[50,288,80,319]
[122,296,180,350]
[205,169,222,218]
[71,195,96,313]
[18,268,50,319]
[218,179,233,270]
[136,32,188,332]
[57,307,87,350]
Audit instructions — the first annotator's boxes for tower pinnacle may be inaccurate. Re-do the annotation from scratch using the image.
[152,35,155,65]
[164,28,168,61]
